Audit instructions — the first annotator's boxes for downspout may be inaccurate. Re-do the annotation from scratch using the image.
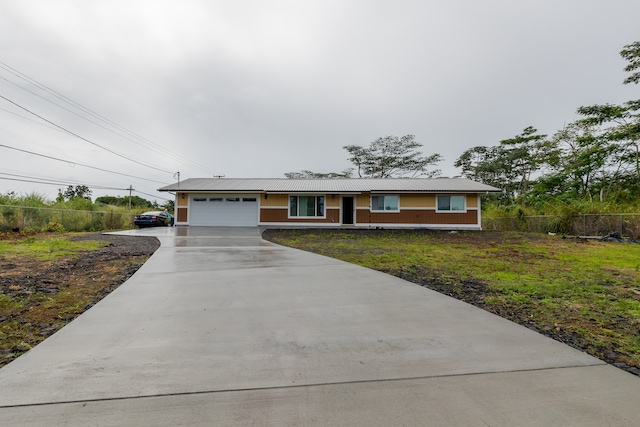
[478,193,483,230]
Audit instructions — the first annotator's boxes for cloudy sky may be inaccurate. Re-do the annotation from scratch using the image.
[0,0,638,202]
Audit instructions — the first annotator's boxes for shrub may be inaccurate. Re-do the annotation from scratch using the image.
[103,211,130,230]
[41,222,65,233]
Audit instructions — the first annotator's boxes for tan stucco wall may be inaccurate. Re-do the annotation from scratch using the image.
[400,194,436,208]
[356,193,370,207]
[466,195,478,208]
[326,196,340,207]
[262,194,339,207]
[177,193,188,206]
[261,194,288,207]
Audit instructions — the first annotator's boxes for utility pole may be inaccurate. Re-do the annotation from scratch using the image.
[128,185,134,210]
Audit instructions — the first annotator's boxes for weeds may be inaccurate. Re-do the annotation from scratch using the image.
[0,234,108,261]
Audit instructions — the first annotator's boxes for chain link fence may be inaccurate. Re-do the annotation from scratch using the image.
[483,213,640,239]
[0,205,135,232]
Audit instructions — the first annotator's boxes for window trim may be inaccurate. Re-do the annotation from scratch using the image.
[288,195,326,218]
[436,195,467,213]
[370,195,400,212]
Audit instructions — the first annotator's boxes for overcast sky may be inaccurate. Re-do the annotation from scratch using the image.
[0,0,638,202]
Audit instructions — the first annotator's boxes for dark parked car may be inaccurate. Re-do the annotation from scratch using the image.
[134,211,170,228]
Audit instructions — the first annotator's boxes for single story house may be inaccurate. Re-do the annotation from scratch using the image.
[158,178,500,229]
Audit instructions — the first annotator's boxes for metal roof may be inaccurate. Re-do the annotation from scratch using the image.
[158,178,501,193]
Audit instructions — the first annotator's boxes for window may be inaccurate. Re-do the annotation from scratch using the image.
[371,195,399,211]
[437,195,465,211]
[243,197,257,202]
[193,197,207,202]
[289,195,325,217]
[226,197,240,202]
[209,197,223,202]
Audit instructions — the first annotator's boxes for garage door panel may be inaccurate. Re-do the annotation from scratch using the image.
[190,195,258,226]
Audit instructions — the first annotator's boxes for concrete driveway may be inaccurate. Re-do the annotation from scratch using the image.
[1,227,639,426]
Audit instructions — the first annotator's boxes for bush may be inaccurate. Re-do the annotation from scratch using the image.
[41,222,65,233]
[83,213,105,232]
[1,206,17,228]
[103,211,131,230]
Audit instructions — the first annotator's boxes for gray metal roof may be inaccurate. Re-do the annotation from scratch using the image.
[158,178,501,193]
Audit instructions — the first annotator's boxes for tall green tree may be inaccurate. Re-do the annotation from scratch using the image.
[499,127,554,198]
[576,102,640,183]
[621,41,640,85]
[455,145,517,202]
[344,135,442,178]
[58,185,92,202]
[533,122,618,201]
[457,41,640,209]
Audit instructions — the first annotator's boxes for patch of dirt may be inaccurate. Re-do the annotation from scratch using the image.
[0,233,159,367]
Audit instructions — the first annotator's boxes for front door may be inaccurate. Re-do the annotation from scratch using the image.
[342,197,354,225]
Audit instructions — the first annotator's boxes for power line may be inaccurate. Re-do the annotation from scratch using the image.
[0,172,171,201]
[0,106,66,134]
[0,125,86,165]
[0,61,220,176]
[134,189,172,201]
[0,143,168,184]
[0,93,175,174]
[0,174,129,191]
[0,74,209,174]
[0,171,132,190]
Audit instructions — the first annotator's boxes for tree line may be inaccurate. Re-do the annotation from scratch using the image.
[288,42,640,213]
[457,41,639,209]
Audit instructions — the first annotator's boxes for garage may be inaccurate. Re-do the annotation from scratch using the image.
[189,195,259,226]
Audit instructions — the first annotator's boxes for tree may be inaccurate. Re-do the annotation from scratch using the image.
[577,101,640,182]
[284,169,353,179]
[499,127,553,198]
[343,135,442,178]
[455,145,518,202]
[532,122,618,201]
[58,185,92,202]
[621,41,640,85]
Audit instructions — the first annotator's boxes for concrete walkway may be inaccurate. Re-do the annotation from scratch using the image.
[1,227,639,426]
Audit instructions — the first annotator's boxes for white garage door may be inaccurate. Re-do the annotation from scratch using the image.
[190,195,259,226]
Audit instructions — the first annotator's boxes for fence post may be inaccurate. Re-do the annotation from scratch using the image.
[583,214,586,237]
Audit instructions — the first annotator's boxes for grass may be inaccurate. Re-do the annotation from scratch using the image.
[265,229,640,370]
